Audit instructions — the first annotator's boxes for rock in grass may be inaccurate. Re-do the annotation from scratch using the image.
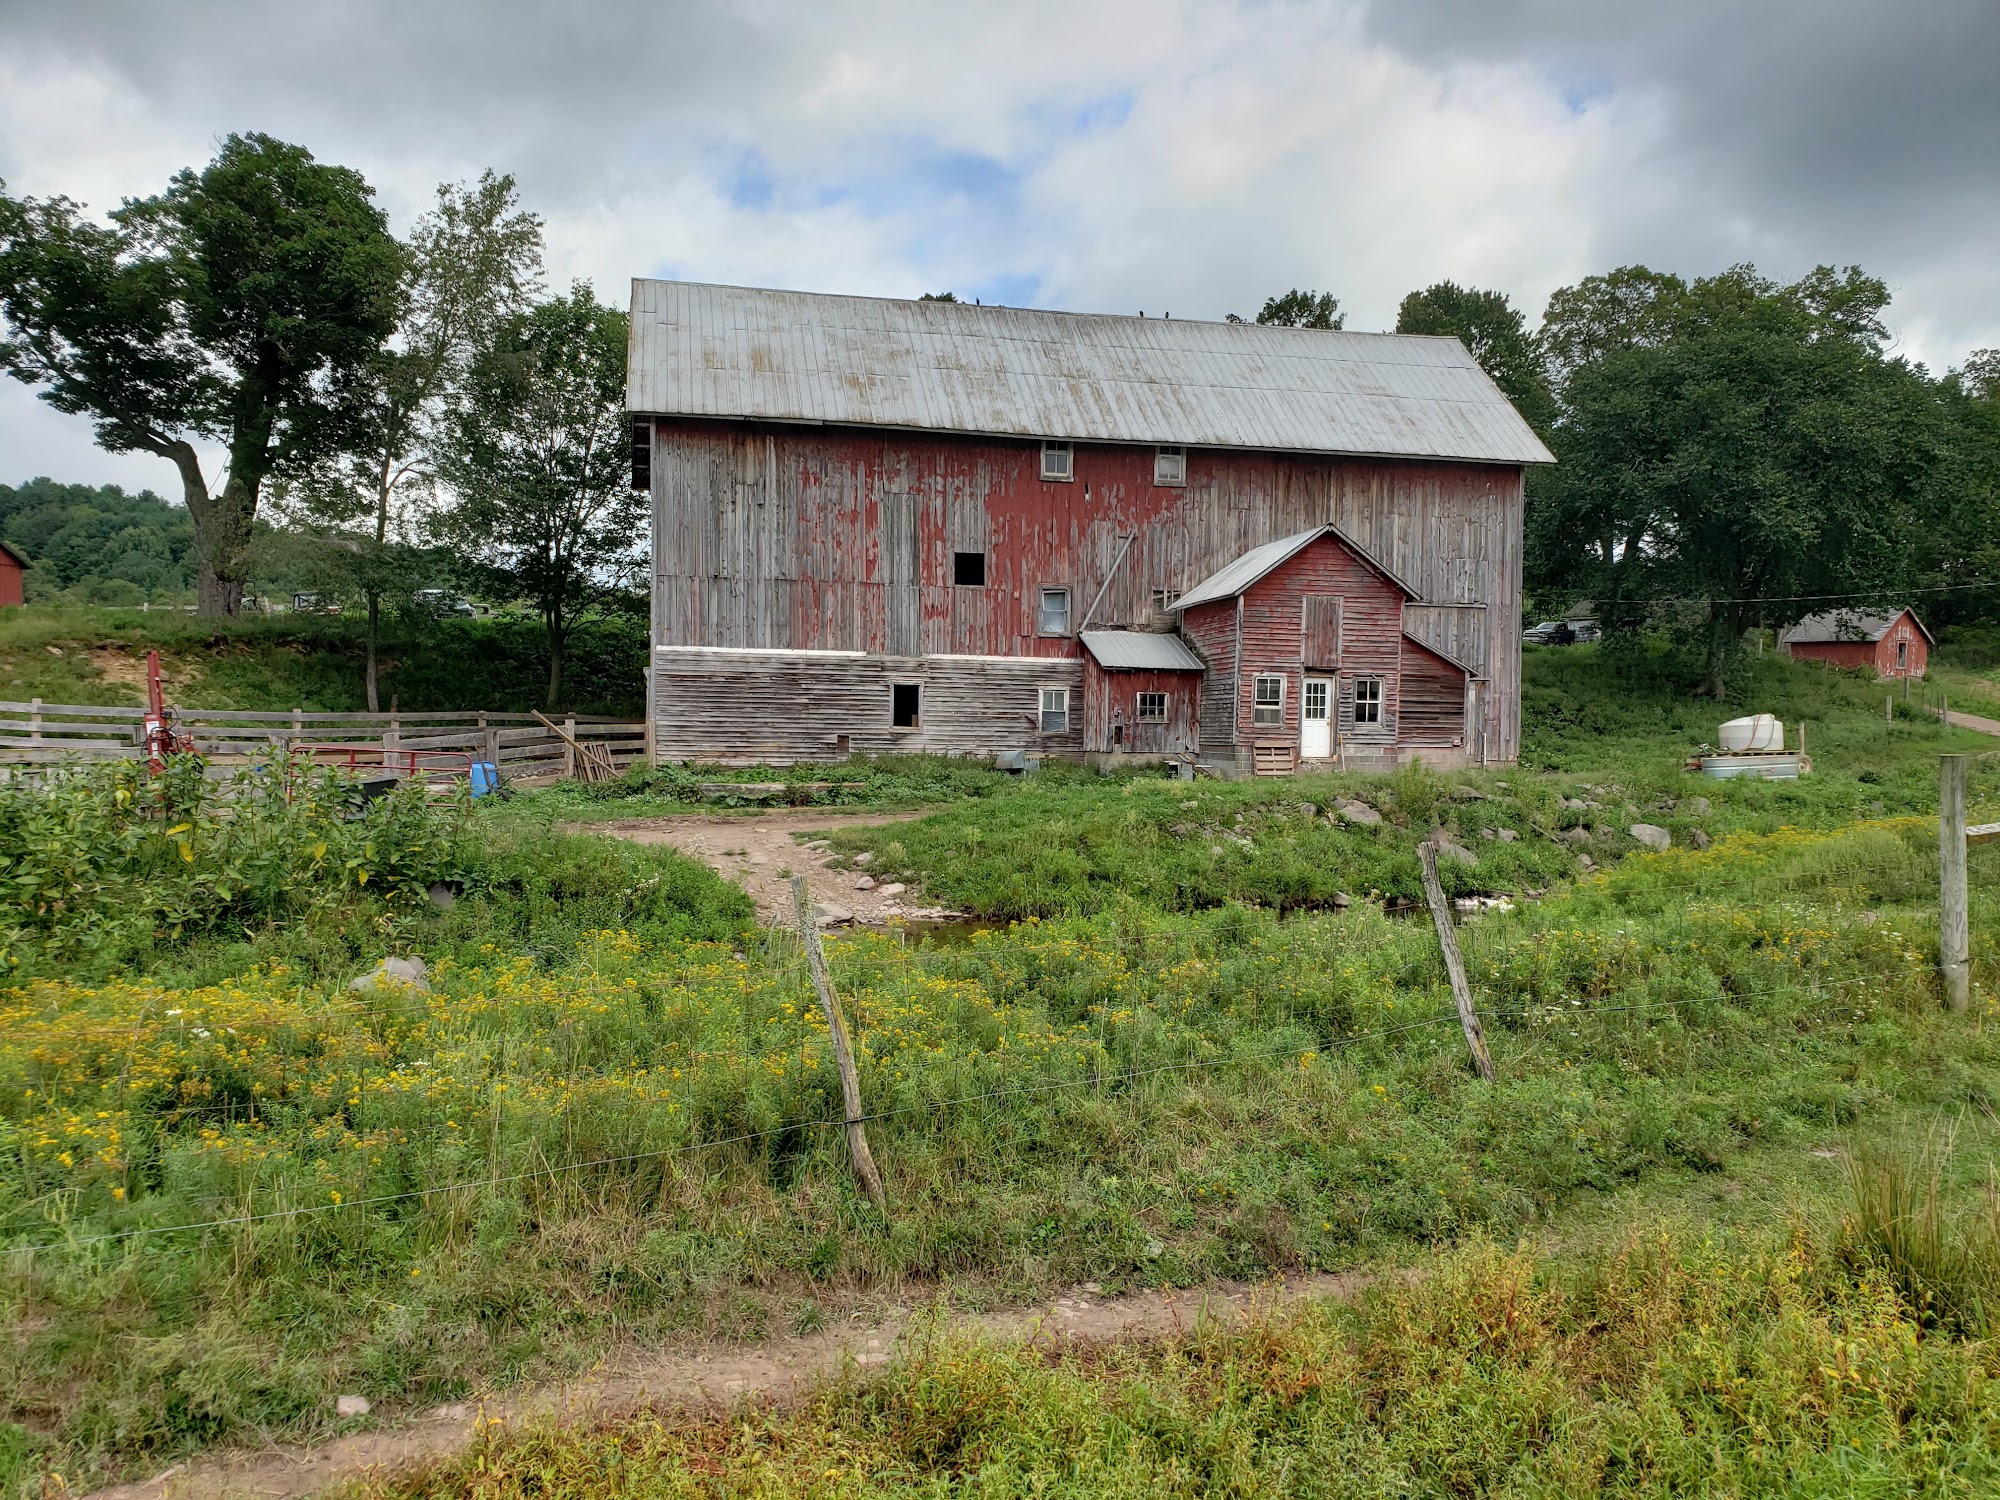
[854,874,877,890]
[1629,823,1672,852]
[1428,832,1478,868]
[815,903,855,927]
[1496,828,1519,843]
[336,1394,371,1417]
[878,882,907,896]
[1577,853,1597,872]
[1691,829,1711,850]
[1686,796,1711,817]
[1333,799,1382,826]
[350,956,429,994]
[852,851,875,868]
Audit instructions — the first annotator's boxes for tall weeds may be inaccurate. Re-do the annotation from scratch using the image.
[1840,1122,2000,1335]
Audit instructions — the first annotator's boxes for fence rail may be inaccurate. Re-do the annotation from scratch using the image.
[0,698,647,783]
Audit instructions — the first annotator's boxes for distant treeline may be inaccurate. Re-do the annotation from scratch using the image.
[1,477,195,604]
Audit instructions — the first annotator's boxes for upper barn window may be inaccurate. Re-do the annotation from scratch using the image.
[1154,446,1186,486]
[1037,587,1071,636]
[1041,441,1074,481]
[953,551,986,586]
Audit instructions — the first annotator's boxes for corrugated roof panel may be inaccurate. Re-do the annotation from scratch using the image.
[1174,530,1323,611]
[628,281,1555,466]
[1079,630,1206,671]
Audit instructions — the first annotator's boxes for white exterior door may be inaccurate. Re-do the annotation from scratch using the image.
[1301,677,1333,759]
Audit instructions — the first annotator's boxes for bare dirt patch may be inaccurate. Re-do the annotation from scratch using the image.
[572,808,947,927]
[85,1269,1383,1500]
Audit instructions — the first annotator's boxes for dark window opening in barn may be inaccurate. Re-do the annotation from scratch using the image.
[1113,723,1124,745]
[1154,446,1186,486]
[892,683,921,728]
[1037,587,1071,635]
[1151,587,1181,610]
[1897,639,1908,669]
[953,551,987,586]
[1040,687,1069,733]
[1353,677,1383,724]
[629,417,652,491]
[1137,691,1167,722]
[1253,675,1285,727]
[1041,441,1074,481]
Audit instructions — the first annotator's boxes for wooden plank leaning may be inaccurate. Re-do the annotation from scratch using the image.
[530,711,616,782]
[789,876,889,1217]
[1417,841,1497,1082]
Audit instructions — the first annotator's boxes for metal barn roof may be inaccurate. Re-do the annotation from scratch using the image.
[628,280,1555,466]
[1173,525,1417,613]
[1079,630,1205,671]
[1780,608,1933,645]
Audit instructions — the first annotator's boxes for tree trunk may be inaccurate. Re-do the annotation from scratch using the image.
[545,611,565,711]
[188,472,257,616]
[365,592,381,713]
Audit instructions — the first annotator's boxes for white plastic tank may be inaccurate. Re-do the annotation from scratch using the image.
[1718,714,1783,752]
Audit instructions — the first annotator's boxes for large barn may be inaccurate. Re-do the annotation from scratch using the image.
[627,281,1553,774]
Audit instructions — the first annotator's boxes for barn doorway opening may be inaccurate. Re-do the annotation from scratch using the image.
[892,682,921,728]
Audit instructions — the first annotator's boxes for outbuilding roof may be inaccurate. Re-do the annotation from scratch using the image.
[1780,608,1933,646]
[1079,630,1205,671]
[0,541,27,569]
[627,280,1555,467]
[1172,525,1418,613]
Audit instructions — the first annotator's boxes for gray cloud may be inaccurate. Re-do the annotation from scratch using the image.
[2,0,1995,491]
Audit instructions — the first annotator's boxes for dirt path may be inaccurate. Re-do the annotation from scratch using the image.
[1944,709,2000,737]
[87,1269,1381,1500]
[571,809,950,927]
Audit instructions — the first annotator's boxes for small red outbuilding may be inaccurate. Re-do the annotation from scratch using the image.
[0,541,27,608]
[1779,607,1930,679]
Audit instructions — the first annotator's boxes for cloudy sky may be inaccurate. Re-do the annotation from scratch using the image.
[3,0,1996,495]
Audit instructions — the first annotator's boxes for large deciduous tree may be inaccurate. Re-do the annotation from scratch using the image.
[433,285,642,710]
[279,171,543,707]
[1229,289,1344,329]
[1530,263,1948,695]
[1395,281,1556,434]
[0,134,403,615]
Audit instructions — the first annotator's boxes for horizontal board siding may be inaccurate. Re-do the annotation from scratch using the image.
[652,650,1084,765]
[1399,639,1469,747]
[1081,658,1200,755]
[653,419,1524,760]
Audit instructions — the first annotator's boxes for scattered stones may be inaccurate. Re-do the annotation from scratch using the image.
[335,1395,371,1418]
[426,881,460,909]
[1450,785,1488,801]
[1081,1281,1103,1295]
[1333,798,1382,826]
[1143,1237,1164,1259]
[854,874,877,890]
[877,882,907,896]
[1557,827,1593,846]
[1560,797,1589,811]
[349,956,429,995]
[1332,891,1352,909]
[1478,827,1497,841]
[1628,823,1672,852]
[1577,853,1597,872]
[1428,833,1478,868]
[1496,828,1519,843]
[45,645,62,656]
[1690,829,1711,851]
[1686,796,1711,817]
[851,852,875,868]
[814,903,855,927]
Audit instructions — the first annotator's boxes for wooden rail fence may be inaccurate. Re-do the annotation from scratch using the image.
[0,700,647,784]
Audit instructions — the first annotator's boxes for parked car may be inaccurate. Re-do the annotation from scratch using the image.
[413,588,478,617]
[1570,619,1601,643]
[1522,620,1575,645]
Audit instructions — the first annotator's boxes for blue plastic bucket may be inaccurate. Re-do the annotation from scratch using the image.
[469,761,500,797]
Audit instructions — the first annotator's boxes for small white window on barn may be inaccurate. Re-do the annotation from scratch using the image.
[1353,677,1383,724]
[1041,441,1074,481]
[1252,675,1285,727]
[1040,687,1070,734]
[1154,446,1186,486]
[1137,690,1167,722]
[1037,587,1071,635]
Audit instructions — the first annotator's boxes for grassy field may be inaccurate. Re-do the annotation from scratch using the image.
[0,605,648,716]
[0,640,1997,1493]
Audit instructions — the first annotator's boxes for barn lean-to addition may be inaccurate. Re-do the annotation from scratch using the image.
[1780,608,1931,680]
[627,281,1553,773]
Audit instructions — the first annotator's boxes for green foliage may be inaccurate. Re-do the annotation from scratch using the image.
[433,285,641,708]
[0,753,472,970]
[1238,287,1343,329]
[0,134,404,611]
[563,753,1023,811]
[379,1222,2000,1498]
[1841,1125,2000,1337]
[0,478,195,602]
[1395,280,1556,433]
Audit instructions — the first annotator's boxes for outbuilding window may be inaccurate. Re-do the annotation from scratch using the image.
[1137,691,1167,722]
[1353,677,1382,725]
[1040,687,1070,734]
[1154,446,1186,486]
[1252,675,1285,727]
[892,682,921,728]
[1897,639,1908,670]
[1037,587,1071,635]
[953,551,986,586]
[1041,441,1074,481]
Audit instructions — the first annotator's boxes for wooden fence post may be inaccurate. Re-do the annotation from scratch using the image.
[1940,754,1969,1012]
[29,698,41,747]
[563,715,578,779]
[790,875,889,1215]
[1418,842,1497,1082]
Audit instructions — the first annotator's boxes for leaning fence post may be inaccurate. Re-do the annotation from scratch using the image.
[790,875,889,1215]
[1940,754,1969,1012]
[1417,842,1497,1082]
